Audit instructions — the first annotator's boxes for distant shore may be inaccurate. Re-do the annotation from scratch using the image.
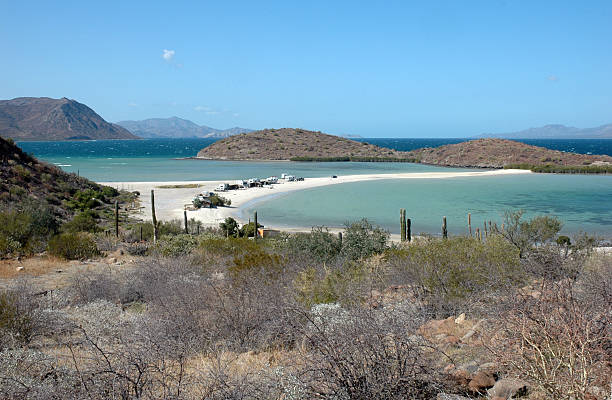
[100,169,531,234]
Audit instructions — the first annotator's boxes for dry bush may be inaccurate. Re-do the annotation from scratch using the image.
[493,276,611,399]
[294,304,446,399]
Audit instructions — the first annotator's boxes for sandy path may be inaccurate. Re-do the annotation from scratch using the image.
[100,169,531,232]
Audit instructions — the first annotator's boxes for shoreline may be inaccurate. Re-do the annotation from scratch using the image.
[100,169,531,233]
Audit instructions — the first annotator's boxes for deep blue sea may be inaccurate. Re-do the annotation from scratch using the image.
[16,138,612,237]
[18,137,612,161]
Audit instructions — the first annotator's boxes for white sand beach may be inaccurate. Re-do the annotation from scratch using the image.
[100,169,531,232]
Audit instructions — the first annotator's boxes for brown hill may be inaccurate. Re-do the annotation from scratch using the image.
[406,139,612,169]
[0,97,139,141]
[196,128,412,160]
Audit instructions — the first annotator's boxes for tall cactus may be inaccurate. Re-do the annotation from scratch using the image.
[184,210,188,234]
[114,200,119,238]
[151,190,158,244]
[407,218,411,242]
[400,208,406,242]
[442,216,448,239]
[468,213,472,237]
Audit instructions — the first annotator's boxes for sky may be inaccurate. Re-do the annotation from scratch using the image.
[2,1,612,138]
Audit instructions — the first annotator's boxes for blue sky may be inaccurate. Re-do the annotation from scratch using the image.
[2,1,611,137]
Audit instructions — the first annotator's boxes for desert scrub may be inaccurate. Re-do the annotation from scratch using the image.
[0,291,33,348]
[47,232,99,260]
[294,262,369,307]
[386,235,522,314]
[155,234,198,257]
[60,210,100,233]
[229,250,286,283]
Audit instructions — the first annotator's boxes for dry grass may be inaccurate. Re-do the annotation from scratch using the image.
[0,256,69,279]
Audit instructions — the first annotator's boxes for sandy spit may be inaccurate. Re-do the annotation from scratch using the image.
[99,169,531,233]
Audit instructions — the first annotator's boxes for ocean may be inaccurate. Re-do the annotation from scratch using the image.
[17,138,612,237]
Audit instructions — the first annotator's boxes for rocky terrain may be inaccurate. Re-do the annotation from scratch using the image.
[0,97,138,141]
[406,138,612,169]
[116,116,252,139]
[196,128,415,160]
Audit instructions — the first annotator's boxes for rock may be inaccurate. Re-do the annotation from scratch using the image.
[437,394,471,400]
[445,335,460,345]
[108,257,118,264]
[468,370,497,393]
[487,378,530,399]
[455,313,466,324]
[15,266,25,271]
[448,368,471,387]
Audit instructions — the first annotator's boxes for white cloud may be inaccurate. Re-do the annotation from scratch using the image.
[206,111,220,115]
[162,49,175,61]
[194,105,211,111]
[128,102,138,107]
[548,75,559,82]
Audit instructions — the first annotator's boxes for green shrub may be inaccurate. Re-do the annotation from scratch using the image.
[48,233,99,260]
[0,203,58,257]
[387,236,522,313]
[156,234,198,257]
[341,219,389,261]
[210,194,231,207]
[61,210,100,233]
[66,188,110,211]
[198,237,262,258]
[287,227,341,263]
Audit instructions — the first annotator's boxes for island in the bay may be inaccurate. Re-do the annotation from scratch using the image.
[196,128,612,173]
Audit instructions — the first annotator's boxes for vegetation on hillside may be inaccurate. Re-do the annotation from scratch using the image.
[0,136,137,258]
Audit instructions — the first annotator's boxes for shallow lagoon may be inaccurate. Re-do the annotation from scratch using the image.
[243,174,612,237]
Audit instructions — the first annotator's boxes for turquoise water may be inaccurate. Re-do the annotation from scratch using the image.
[23,157,467,182]
[16,138,612,237]
[244,174,612,237]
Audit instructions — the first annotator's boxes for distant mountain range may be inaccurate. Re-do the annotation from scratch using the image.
[477,123,612,139]
[115,117,253,139]
[0,97,138,141]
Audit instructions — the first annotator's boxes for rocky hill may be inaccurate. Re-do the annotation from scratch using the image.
[0,97,139,141]
[406,138,612,169]
[116,117,252,139]
[0,136,116,220]
[196,128,413,160]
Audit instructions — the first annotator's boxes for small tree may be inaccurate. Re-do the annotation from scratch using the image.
[500,210,562,257]
[219,217,239,237]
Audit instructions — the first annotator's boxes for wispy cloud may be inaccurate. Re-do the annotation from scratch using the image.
[194,105,211,112]
[548,75,559,82]
[128,102,139,107]
[162,49,175,61]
